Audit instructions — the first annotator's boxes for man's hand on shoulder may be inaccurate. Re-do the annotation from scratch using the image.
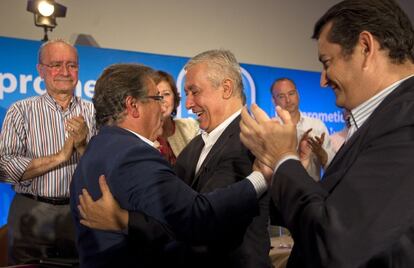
[79,175,129,231]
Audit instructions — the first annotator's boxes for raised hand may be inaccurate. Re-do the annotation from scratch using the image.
[308,133,328,166]
[298,128,313,168]
[66,115,89,154]
[240,104,298,170]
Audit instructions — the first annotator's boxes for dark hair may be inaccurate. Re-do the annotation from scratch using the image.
[312,0,414,64]
[93,63,154,128]
[153,70,180,117]
[269,77,297,95]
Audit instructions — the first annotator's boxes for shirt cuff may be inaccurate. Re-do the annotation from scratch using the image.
[247,171,268,198]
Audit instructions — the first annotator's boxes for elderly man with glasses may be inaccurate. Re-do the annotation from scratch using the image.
[0,39,96,265]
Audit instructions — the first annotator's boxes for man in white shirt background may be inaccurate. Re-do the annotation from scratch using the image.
[270,77,335,181]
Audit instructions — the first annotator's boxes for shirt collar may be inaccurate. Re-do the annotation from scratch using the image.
[43,93,77,112]
[201,109,241,145]
[350,74,414,129]
[124,128,155,147]
[297,111,305,125]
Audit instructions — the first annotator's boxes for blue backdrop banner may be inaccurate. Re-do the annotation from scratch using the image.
[0,36,343,225]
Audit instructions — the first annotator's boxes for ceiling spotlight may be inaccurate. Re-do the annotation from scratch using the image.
[38,1,55,16]
[27,0,67,42]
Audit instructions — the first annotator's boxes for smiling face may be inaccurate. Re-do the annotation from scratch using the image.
[317,23,366,110]
[184,62,226,133]
[37,42,79,96]
[140,79,165,141]
[157,80,175,119]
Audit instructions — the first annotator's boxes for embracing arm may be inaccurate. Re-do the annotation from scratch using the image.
[78,175,173,240]
[78,178,258,244]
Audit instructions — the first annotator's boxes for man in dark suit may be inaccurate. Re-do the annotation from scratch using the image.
[240,0,414,267]
[75,50,271,268]
[173,49,270,268]
[70,63,270,267]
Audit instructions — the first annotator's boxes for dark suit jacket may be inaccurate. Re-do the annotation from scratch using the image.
[271,76,414,268]
[70,126,259,268]
[174,115,271,268]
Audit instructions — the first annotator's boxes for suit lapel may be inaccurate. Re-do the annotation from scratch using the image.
[179,136,204,187]
[322,125,366,191]
[322,77,414,192]
[192,116,240,190]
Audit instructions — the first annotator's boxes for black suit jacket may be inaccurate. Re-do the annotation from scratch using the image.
[271,76,414,268]
[70,126,259,268]
[174,115,271,268]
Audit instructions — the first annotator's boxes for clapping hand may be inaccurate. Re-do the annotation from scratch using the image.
[66,115,89,154]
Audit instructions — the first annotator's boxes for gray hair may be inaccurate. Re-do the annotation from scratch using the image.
[37,39,78,64]
[185,49,245,103]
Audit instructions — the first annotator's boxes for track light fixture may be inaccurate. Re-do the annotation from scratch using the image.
[27,0,67,42]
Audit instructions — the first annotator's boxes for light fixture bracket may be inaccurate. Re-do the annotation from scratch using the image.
[27,0,67,41]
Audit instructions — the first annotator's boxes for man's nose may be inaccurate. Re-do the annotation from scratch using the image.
[185,94,193,110]
[59,65,70,76]
[320,70,329,87]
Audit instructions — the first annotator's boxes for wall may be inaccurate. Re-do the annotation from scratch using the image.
[0,0,412,72]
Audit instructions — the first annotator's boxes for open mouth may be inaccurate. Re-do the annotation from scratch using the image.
[194,110,204,120]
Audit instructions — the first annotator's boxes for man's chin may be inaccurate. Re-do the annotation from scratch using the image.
[55,86,76,93]
[199,124,209,133]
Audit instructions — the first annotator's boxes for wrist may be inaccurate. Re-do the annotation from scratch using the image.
[75,139,87,149]
[118,209,129,230]
[274,151,298,169]
[56,151,67,164]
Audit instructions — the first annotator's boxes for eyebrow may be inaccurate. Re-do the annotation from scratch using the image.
[185,85,199,91]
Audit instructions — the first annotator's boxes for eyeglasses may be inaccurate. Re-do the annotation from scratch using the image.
[145,95,164,102]
[40,62,79,72]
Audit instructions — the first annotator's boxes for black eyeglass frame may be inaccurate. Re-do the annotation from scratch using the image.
[145,95,164,102]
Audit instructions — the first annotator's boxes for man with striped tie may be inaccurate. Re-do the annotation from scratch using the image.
[0,39,96,265]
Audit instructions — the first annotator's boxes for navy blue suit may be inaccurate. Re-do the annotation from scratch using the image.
[70,126,259,268]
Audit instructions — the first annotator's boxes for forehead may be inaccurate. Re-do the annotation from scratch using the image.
[317,22,341,59]
[184,63,209,86]
[157,80,172,91]
[272,80,296,95]
[146,78,158,94]
[42,43,78,62]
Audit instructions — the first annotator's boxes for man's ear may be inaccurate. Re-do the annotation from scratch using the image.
[125,96,140,118]
[222,78,234,99]
[37,64,45,79]
[358,31,376,70]
[271,95,276,106]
